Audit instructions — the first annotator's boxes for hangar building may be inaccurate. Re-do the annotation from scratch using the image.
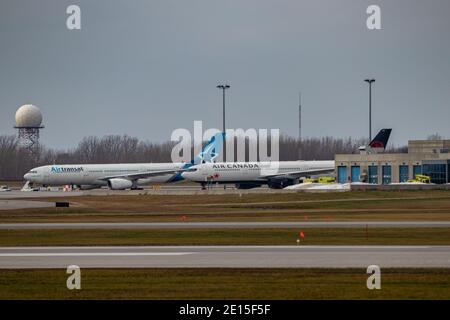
[335,139,450,184]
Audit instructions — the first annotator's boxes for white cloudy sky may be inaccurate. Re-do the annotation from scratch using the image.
[0,0,449,149]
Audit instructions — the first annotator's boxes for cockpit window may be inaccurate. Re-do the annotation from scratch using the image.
[187,168,198,172]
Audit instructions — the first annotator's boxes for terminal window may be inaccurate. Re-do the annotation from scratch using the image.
[422,163,447,184]
[413,165,422,179]
[382,165,392,185]
[399,165,409,183]
[337,166,347,184]
[368,165,378,184]
[351,166,360,182]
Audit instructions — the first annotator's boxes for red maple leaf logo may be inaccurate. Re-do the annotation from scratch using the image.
[370,141,384,148]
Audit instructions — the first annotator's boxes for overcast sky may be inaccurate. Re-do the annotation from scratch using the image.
[1,0,449,149]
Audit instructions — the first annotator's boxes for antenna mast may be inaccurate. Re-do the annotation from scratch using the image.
[298,92,302,160]
[298,92,302,140]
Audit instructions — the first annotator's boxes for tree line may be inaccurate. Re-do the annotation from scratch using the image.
[0,134,406,180]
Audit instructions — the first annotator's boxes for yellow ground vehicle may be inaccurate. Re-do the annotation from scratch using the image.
[318,176,336,184]
[304,176,336,184]
[407,175,431,183]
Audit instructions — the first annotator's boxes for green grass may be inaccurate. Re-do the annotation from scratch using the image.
[2,190,450,223]
[1,228,450,246]
[0,268,448,299]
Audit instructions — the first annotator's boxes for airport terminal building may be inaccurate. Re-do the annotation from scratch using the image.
[335,140,450,184]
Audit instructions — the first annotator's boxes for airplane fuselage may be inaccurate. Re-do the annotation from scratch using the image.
[182,161,335,187]
[24,163,185,188]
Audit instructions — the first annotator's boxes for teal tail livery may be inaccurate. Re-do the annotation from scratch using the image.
[168,132,224,182]
[192,132,224,164]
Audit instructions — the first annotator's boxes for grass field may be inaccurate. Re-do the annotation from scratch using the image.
[0,268,448,299]
[2,190,450,223]
[1,228,449,246]
[1,190,449,300]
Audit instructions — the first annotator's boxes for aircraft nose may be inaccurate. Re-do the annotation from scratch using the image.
[23,173,30,180]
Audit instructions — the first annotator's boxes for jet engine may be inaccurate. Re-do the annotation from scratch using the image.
[107,178,133,190]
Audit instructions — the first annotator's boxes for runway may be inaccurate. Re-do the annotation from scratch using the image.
[0,191,83,199]
[1,221,450,229]
[0,245,449,268]
[0,185,273,200]
[0,200,54,210]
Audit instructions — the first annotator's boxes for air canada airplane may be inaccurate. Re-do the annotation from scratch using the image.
[23,133,223,190]
[182,129,392,189]
[182,160,335,189]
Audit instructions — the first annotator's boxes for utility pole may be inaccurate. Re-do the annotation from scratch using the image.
[217,84,230,190]
[216,84,230,162]
[298,92,302,140]
[298,92,302,160]
[364,79,375,141]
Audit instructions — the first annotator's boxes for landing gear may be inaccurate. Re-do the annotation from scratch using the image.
[130,181,143,190]
[21,181,32,191]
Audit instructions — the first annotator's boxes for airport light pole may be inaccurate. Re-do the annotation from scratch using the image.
[364,79,375,142]
[216,84,230,162]
[298,91,302,160]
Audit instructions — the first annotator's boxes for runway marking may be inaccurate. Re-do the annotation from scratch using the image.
[1,246,448,268]
[0,245,440,250]
[2,221,450,229]
[0,252,194,257]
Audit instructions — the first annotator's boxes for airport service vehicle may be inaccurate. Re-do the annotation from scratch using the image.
[182,160,335,189]
[304,176,336,184]
[408,175,431,184]
[23,133,223,190]
[0,185,11,192]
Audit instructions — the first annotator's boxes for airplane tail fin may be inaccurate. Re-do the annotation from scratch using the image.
[169,132,224,182]
[369,129,392,149]
[192,132,224,164]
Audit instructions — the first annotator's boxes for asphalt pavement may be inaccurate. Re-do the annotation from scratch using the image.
[1,221,449,229]
[0,245,448,268]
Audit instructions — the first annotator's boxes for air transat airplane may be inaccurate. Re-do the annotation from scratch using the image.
[23,133,223,190]
[182,129,392,189]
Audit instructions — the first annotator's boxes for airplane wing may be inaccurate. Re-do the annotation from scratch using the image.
[260,168,334,179]
[99,168,187,181]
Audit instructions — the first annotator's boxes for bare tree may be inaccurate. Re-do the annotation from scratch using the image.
[0,133,407,180]
[427,133,443,140]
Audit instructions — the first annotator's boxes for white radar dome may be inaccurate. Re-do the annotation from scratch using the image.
[15,104,43,128]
